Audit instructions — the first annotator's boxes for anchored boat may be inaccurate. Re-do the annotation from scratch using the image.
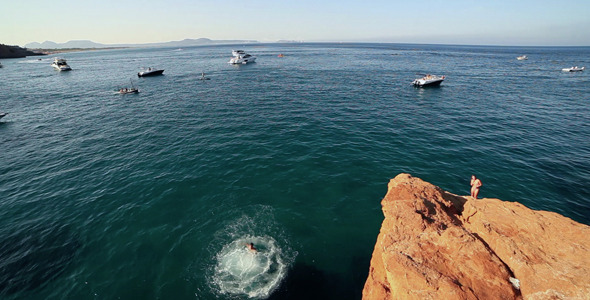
[138,67,164,77]
[562,66,585,72]
[412,74,445,87]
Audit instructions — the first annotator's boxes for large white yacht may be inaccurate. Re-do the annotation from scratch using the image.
[51,58,71,71]
[228,50,256,64]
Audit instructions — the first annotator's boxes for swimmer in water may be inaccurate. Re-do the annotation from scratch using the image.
[246,242,258,253]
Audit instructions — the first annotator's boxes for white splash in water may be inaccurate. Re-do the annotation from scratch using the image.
[212,235,287,298]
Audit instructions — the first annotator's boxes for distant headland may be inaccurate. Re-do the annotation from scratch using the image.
[0,44,45,59]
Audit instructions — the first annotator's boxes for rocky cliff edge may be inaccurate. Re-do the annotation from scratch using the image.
[363,173,590,300]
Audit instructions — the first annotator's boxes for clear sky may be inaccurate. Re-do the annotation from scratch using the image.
[2,0,589,47]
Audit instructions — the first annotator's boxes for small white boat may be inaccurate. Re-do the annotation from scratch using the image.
[562,66,585,72]
[117,79,139,94]
[138,67,164,77]
[228,50,256,64]
[412,74,445,87]
[516,55,528,60]
[117,87,139,94]
[51,58,71,71]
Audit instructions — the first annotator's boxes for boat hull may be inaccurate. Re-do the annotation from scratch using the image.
[413,79,444,87]
[118,89,139,94]
[562,67,585,72]
[138,69,164,77]
[52,65,71,71]
[228,57,256,64]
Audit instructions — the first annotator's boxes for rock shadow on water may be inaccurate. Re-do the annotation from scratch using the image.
[268,258,367,300]
[0,223,81,296]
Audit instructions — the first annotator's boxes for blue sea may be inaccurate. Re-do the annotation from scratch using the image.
[1,43,589,299]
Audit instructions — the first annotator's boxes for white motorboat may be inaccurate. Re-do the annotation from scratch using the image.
[228,50,256,64]
[138,67,164,77]
[51,58,71,71]
[517,55,528,60]
[412,74,445,87]
[562,66,585,72]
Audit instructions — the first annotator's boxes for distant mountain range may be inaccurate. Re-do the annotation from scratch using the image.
[25,38,259,49]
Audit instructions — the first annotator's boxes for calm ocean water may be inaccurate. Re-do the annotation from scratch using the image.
[1,43,589,299]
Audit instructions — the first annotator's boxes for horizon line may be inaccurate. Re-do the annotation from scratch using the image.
[16,39,590,49]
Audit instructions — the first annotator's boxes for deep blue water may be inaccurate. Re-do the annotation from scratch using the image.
[1,43,589,299]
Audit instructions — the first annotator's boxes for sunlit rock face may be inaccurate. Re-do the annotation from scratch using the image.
[363,173,590,300]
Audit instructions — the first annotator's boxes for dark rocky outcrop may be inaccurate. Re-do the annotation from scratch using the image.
[0,44,45,59]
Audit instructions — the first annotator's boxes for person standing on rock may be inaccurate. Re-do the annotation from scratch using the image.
[470,175,482,199]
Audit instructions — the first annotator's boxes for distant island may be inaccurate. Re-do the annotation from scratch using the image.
[25,38,260,50]
[0,44,45,59]
[33,47,128,55]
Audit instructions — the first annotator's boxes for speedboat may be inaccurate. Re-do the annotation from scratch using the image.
[562,66,585,72]
[517,55,528,60]
[51,58,71,71]
[0,112,7,119]
[412,74,445,87]
[138,67,164,77]
[228,50,256,64]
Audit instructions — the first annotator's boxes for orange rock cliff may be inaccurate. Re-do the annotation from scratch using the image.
[362,173,590,300]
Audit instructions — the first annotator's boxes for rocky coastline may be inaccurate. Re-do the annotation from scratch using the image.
[0,44,45,59]
[363,174,590,299]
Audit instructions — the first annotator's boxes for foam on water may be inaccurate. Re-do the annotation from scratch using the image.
[213,235,287,298]
[205,206,296,299]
